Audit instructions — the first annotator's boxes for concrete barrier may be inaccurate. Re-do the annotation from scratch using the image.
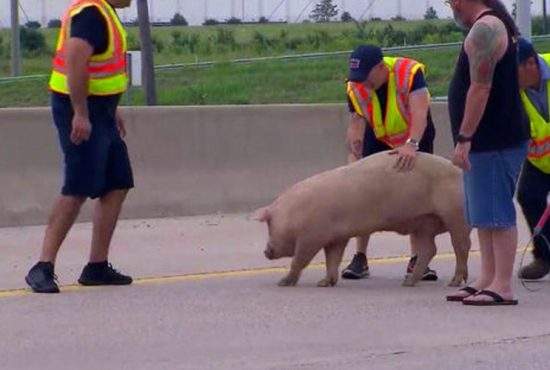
[0,102,453,227]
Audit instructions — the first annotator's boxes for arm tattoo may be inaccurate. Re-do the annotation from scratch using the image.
[467,21,502,85]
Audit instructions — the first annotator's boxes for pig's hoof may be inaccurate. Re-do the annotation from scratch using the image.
[448,276,467,287]
[278,276,297,287]
[402,277,417,287]
[317,278,337,287]
[448,279,461,287]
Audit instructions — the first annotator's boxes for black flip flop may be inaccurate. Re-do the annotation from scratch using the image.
[446,286,478,302]
[462,290,519,306]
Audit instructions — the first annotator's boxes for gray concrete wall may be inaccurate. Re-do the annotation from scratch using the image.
[0,102,453,227]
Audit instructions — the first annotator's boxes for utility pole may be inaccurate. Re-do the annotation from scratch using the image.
[517,0,532,39]
[41,0,47,27]
[543,0,548,34]
[258,0,264,19]
[286,0,291,23]
[11,0,21,76]
[242,0,246,21]
[231,0,237,18]
[397,0,402,18]
[149,0,155,22]
[137,0,157,105]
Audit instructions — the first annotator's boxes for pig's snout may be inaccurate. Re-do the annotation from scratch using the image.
[264,243,277,260]
[264,248,275,260]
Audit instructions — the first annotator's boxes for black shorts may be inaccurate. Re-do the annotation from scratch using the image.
[51,93,134,199]
[362,114,436,157]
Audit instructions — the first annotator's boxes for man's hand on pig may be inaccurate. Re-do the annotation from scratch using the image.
[390,143,418,172]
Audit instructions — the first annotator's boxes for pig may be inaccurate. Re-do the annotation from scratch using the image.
[255,151,471,288]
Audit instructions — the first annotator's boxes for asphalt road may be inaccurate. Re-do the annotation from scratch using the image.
[1,213,549,370]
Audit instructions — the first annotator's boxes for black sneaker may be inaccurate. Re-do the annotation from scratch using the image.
[406,255,438,281]
[341,253,370,279]
[78,262,133,286]
[25,262,60,293]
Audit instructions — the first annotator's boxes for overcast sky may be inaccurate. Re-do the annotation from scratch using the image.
[0,0,542,27]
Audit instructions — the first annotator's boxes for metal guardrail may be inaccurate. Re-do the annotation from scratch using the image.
[0,74,48,84]
[155,34,550,71]
[3,34,550,83]
[155,42,465,71]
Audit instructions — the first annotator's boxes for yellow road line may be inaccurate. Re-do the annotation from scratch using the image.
[0,250,482,299]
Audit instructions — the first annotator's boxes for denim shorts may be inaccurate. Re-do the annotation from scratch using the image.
[463,142,528,229]
[51,93,134,199]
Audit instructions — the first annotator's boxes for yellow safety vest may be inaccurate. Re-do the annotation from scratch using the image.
[346,57,426,148]
[520,53,550,174]
[49,0,128,96]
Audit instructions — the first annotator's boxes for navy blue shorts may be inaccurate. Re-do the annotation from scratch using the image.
[51,93,134,199]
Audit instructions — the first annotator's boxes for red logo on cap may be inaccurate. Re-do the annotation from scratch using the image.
[349,58,361,69]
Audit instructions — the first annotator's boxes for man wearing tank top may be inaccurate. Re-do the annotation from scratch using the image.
[445,0,530,306]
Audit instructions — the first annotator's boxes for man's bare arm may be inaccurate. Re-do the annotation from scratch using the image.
[347,113,366,162]
[66,37,94,145]
[66,37,93,117]
[408,88,430,142]
[459,17,507,137]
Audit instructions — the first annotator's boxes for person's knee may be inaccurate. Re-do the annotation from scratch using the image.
[100,188,129,203]
[60,195,86,208]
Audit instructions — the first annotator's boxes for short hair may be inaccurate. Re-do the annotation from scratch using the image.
[517,37,538,65]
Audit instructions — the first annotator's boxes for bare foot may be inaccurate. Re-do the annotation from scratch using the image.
[317,277,337,287]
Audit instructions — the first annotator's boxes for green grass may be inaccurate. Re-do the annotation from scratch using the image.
[0,48,461,108]
[0,19,460,76]
[1,22,550,108]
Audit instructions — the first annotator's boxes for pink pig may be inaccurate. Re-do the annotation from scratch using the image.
[255,151,471,288]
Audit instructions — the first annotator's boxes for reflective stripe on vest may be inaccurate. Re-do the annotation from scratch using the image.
[48,0,128,96]
[346,57,425,148]
[520,53,550,174]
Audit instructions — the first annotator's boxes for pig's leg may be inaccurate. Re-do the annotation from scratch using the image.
[278,240,319,287]
[317,241,347,287]
[448,224,471,287]
[403,232,437,287]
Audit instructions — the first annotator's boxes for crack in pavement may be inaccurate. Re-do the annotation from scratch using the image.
[263,333,550,370]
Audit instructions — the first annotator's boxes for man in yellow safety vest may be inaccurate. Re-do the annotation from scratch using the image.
[26,0,134,293]
[342,45,438,281]
[516,38,550,280]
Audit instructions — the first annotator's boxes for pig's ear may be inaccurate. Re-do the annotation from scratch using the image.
[252,207,271,222]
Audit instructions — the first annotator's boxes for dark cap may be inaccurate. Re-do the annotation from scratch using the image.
[348,45,384,82]
[517,37,537,64]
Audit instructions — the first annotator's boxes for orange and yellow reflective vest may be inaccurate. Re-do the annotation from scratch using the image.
[520,53,550,174]
[346,57,427,148]
[49,0,128,96]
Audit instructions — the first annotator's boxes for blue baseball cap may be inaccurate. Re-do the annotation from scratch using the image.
[517,37,537,64]
[348,45,384,82]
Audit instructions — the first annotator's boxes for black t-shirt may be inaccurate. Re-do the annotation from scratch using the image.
[347,70,436,155]
[70,6,109,55]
